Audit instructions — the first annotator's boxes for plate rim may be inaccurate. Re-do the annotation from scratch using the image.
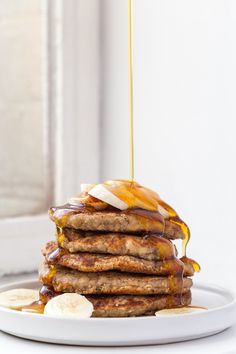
[0,278,235,321]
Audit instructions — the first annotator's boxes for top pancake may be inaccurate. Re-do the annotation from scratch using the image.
[49,205,184,239]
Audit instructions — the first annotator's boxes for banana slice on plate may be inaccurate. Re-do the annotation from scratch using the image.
[0,289,39,309]
[155,307,207,316]
[44,293,94,318]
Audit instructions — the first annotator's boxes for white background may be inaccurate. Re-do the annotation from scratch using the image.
[100,0,236,290]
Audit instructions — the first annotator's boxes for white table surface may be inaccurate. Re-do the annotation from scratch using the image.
[0,274,236,354]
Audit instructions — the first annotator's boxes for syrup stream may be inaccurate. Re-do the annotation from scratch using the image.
[128,0,134,181]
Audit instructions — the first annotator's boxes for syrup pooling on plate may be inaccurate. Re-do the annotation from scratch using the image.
[19,301,45,314]
[18,285,67,315]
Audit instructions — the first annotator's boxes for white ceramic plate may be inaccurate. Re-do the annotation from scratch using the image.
[0,279,235,346]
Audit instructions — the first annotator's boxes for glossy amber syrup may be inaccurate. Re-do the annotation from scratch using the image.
[181,256,201,273]
[40,264,57,288]
[103,180,161,211]
[40,285,60,304]
[57,227,66,248]
[19,300,45,314]
[49,204,85,228]
[157,200,200,272]
[47,247,66,264]
[17,267,58,314]
[70,181,162,212]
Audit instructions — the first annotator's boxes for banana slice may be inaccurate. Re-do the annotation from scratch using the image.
[155,307,207,316]
[81,184,95,193]
[0,289,39,309]
[89,184,128,210]
[44,293,94,318]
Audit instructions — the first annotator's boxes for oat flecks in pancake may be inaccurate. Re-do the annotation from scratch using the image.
[39,262,192,295]
[49,207,184,239]
[43,241,194,276]
[61,229,177,261]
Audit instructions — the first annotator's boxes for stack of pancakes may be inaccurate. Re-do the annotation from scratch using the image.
[39,203,195,317]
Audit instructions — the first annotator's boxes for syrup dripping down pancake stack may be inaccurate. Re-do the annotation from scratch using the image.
[39,180,200,317]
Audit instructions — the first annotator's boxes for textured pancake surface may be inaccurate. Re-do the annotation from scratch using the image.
[43,241,194,276]
[60,228,177,261]
[39,285,191,317]
[49,207,184,239]
[39,262,192,295]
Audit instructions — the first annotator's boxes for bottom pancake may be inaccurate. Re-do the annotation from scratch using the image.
[40,284,191,317]
[39,262,192,295]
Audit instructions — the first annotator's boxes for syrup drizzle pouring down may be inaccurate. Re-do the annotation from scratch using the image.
[126,1,199,271]
[128,0,134,181]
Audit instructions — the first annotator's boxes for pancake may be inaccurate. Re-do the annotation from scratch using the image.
[39,262,192,295]
[43,241,194,276]
[49,206,184,239]
[39,285,191,317]
[59,228,177,261]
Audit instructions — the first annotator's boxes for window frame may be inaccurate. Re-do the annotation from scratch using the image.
[0,0,101,275]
